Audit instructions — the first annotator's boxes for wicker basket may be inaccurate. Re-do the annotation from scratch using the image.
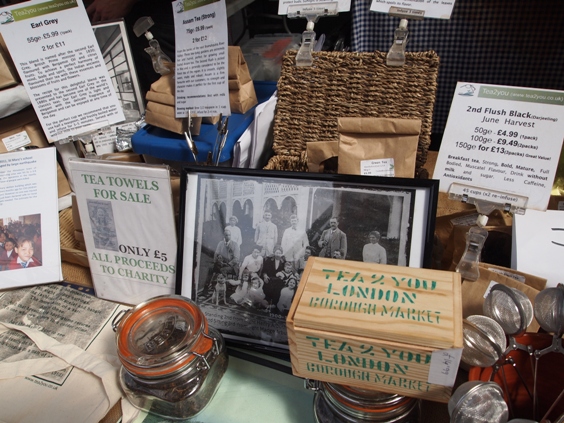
[266,50,439,177]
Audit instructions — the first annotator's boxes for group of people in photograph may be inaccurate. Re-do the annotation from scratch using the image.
[201,211,387,316]
[0,222,42,271]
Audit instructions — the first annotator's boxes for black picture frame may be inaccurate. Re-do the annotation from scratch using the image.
[176,166,439,353]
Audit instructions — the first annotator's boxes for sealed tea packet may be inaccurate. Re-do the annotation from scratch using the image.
[337,117,421,178]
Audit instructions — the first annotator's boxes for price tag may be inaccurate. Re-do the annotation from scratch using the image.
[449,213,480,226]
[279,0,351,15]
[370,0,455,19]
[434,82,564,211]
[2,131,31,151]
[91,127,115,155]
[360,158,395,177]
[483,281,499,299]
[428,348,462,387]
[486,267,526,284]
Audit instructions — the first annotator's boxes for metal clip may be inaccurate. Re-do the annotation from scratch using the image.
[184,110,198,162]
[296,26,316,67]
[111,309,130,332]
[287,2,338,67]
[304,378,321,391]
[212,114,229,166]
[387,19,409,67]
[193,350,211,371]
[455,225,488,281]
[202,330,221,356]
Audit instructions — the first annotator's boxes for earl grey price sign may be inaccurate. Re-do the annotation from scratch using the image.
[434,82,564,211]
[0,0,124,141]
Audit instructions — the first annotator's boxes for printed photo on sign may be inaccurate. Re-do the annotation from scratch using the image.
[87,199,118,251]
[0,213,42,271]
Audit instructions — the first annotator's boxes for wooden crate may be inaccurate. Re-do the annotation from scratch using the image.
[287,257,463,403]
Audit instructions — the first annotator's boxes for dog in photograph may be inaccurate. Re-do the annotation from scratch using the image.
[211,273,228,306]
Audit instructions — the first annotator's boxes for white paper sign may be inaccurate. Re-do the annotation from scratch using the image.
[513,209,564,288]
[0,0,124,141]
[0,148,62,288]
[173,0,229,117]
[434,82,564,211]
[370,0,455,19]
[279,0,351,15]
[69,159,177,305]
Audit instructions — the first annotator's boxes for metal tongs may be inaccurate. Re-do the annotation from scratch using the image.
[183,110,198,162]
[212,114,229,166]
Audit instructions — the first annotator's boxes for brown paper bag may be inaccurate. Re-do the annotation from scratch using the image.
[146,73,175,105]
[56,162,72,197]
[145,74,203,135]
[0,33,20,89]
[145,73,185,134]
[337,117,421,178]
[145,106,188,134]
[461,265,541,333]
[0,107,49,151]
[481,263,546,292]
[306,141,339,173]
[228,46,257,114]
[203,115,221,125]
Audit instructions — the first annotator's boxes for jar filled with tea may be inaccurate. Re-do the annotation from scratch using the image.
[308,380,421,423]
[113,295,228,420]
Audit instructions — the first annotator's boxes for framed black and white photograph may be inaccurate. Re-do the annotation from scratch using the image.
[176,167,439,352]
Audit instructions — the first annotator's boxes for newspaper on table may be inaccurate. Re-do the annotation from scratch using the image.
[0,284,128,423]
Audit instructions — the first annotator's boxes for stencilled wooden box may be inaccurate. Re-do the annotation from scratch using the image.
[287,257,463,403]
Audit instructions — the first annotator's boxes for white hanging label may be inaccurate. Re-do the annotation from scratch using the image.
[428,348,462,387]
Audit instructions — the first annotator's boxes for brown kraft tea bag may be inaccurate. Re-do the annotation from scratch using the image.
[306,141,339,173]
[337,117,421,178]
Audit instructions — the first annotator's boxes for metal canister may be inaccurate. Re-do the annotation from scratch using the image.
[113,295,228,420]
[308,380,421,423]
